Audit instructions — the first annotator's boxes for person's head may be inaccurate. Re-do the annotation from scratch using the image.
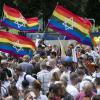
[22,55,30,62]
[87,56,94,63]
[51,72,60,82]
[15,66,23,76]
[70,72,78,85]
[32,80,41,96]
[85,46,91,52]
[50,51,57,58]
[95,77,100,86]
[40,61,47,70]
[39,39,44,44]
[25,91,36,100]
[48,83,62,99]
[61,56,73,67]
[47,44,52,51]
[69,44,74,49]
[37,45,42,51]
[9,84,19,99]
[76,46,81,52]
[76,69,85,82]
[55,82,65,97]
[53,45,57,48]
[92,95,100,100]
[18,57,23,63]
[59,62,66,73]
[1,59,8,68]
[33,54,40,62]
[48,59,57,69]
[95,77,100,95]
[83,82,93,97]
[40,51,47,59]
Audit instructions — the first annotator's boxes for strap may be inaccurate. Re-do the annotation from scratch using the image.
[83,79,92,83]
[1,86,8,96]
[24,74,28,81]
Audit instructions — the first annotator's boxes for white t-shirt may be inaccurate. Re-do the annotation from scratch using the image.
[16,72,36,90]
[66,84,79,97]
[86,50,99,62]
[79,75,92,91]
[60,71,71,84]
[1,81,10,97]
[37,70,50,94]
[37,94,48,100]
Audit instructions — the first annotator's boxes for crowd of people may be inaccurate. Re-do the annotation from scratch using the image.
[0,39,100,100]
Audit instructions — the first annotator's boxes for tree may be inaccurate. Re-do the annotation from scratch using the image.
[0,0,99,26]
[86,0,100,25]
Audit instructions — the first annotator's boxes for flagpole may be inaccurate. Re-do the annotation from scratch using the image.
[43,2,59,34]
[86,18,96,47]
[1,3,5,20]
[0,11,4,28]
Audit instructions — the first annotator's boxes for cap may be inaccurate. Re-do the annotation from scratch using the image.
[34,54,40,58]
[1,59,8,64]
[62,56,72,62]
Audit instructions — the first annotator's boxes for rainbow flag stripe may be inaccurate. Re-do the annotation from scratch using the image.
[91,32,100,44]
[48,5,93,46]
[26,17,39,27]
[3,4,26,24]
[1,18,39,32]
[0,31,36,58]
[3,4,39,32]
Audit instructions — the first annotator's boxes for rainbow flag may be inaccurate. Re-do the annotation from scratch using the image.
[26,17,39,27]
[0,17,39,32]
[91,32,100,44]
[0,31,36,58]
[2,4,39,32]
[3,4,26,24]
[48,5,93,46]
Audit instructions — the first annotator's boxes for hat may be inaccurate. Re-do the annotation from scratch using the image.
[1,59,8,64]
[62,56,72,62]
[34,54,40,58]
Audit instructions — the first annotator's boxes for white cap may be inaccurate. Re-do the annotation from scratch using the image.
[1,59,8,64]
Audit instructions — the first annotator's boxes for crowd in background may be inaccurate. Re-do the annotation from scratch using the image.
[0,39,100,100]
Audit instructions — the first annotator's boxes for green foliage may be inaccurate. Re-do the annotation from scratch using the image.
[0,0,100,26]
[86,0,100,25]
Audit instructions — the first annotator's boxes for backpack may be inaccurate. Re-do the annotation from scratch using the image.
[22,74,29,88]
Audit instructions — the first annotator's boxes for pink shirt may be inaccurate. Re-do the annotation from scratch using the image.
[75,92,96,100]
